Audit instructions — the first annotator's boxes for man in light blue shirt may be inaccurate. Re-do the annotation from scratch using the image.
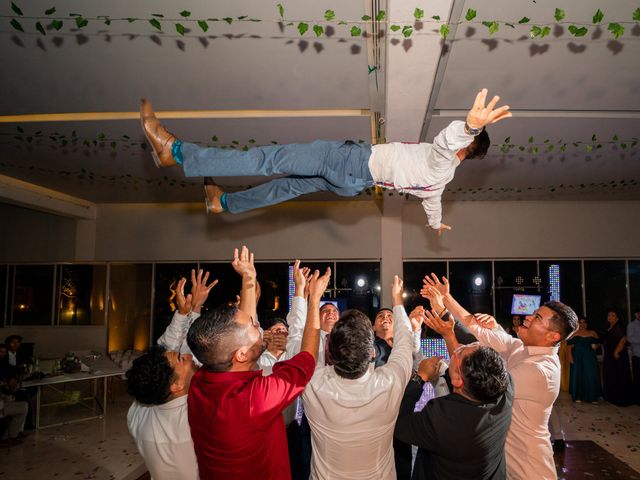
[627,308,640,405]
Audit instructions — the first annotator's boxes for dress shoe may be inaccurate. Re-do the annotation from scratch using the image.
[204,183,225,214]
[140,99,178,168]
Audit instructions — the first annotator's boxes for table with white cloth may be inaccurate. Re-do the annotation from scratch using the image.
[22,357,123,429]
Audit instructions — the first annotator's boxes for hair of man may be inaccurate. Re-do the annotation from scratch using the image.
[465,129,490,160]
[544,301,579,342]
[460,346,509,403]
[187,304,252,371]
[126,344,174,405]
[328,309,375,380]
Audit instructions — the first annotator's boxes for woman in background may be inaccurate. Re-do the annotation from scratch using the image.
[567,318,601,403]
[601,311,633,406]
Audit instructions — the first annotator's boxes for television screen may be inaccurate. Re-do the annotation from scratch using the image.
[511,294,541,315]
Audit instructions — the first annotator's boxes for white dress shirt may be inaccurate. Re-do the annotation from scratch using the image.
[302,305,413,480]
[127,310,200,480]
[368,121,474,229]
[627,320,640,357]
[468,323,560,480]
[127,395,198,480]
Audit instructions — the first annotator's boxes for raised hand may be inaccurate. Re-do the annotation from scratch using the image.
[474,313,498,330]
[308,267,331,302]
[421,273,450,298]
[421,285,445,312]
[391,275,404,307]
[466,88,512,129]
[417,356,443,382]
[423,309,454,339]
[232,245,256,279]
[190,269,218,313]
[436,223,452,237]
[175,277,193,315]
[292,260,310,297]
[302,268,313,300]
[409,306,426,332]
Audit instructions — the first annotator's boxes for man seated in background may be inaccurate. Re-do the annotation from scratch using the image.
[302,276,414,479]
[126,269,216,480]
[0,349,29,447]
[395,296,513,480]
[186,246,330,479]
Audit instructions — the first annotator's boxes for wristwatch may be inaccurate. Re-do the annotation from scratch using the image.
[410,371,426,387]
[464,122,483,136]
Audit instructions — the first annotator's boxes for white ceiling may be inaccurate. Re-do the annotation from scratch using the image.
[1,0,639,206]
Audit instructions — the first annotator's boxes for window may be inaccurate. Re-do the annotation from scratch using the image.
[0,265,6,327]
[108,264,153,352]
[540,261,583,318]
[334,262,381,320]
[403,261,447,313]
[494,261,539,325]
[584,260,627,332]
[152,263,197,343]
[56,265,106,325]
[628,260,640,320]
[448,261,493,316]
[10,265,55,325]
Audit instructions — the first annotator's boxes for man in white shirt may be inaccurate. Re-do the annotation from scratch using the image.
[422,274,578,480]
[140,89,511,235]
[301,275,414,479]
[628,308,640,405]
[126,269,217,480]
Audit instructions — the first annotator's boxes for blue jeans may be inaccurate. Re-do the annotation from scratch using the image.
[182,141,374,213]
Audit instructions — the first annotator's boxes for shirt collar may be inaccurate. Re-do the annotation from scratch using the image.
[157,394,189,410]
[526,344,559,356]
[197,369,262,383]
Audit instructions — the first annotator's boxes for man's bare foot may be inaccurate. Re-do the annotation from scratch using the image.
[140,99,178,168]
[204,184,225,214]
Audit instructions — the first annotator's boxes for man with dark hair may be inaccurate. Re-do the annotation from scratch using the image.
[126,270,215,480]
[140,89,511,235]
[301,275,415,479]
[422,274,578,480]
[396,307,513,480]
[186,246,331,480]
[373,307,424,479]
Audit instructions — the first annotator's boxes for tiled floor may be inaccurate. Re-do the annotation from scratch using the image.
[554,392,640,474]
[1,388,638,479]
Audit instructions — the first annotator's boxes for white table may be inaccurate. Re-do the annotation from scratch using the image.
[23,359,124,429]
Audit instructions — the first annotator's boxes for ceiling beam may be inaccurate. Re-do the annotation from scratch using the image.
[432,109,640,119]
[0,174,96,220]
[0,109,371,123]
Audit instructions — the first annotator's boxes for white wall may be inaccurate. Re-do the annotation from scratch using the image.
[0,203,76,262]
[0,326,106,358]
[93,201,382,262]
[403,200,640,259]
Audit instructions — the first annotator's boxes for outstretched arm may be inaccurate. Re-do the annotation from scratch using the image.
[232,246,257,319]
[301,268,331,361]
[421,273,473,326]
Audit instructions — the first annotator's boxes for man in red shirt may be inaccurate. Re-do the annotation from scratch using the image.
[186,246,330,480]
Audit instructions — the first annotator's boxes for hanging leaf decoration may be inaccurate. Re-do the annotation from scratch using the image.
[313,24,323,37]
[324,10,335,21]
[149,18,162,31]
[10,18,24,31]
[440,23,450,39]
[297,21,308,35]
[350,25,362,36]
[465,9,477,21]
[11,2,23,16]
[175,23,185,35]
[198,20,208,32]
[554,8,565,22]
[414,8,424,20]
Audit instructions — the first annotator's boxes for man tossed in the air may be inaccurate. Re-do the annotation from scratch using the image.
[141,89,511,235]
